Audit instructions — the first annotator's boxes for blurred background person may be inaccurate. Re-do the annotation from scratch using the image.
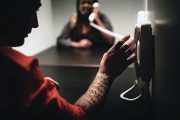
[56,0,115,49]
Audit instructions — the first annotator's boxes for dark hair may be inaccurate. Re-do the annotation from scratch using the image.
[76,0,99,24]
[76,0,98,16]
[70,0,99,38]
[0,0,41,45]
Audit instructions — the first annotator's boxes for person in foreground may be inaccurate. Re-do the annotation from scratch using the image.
[0,0,136,120]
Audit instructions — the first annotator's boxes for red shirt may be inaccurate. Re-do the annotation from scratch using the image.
[0,47,86,120]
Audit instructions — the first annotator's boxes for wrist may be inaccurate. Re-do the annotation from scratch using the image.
[97,70,114,83]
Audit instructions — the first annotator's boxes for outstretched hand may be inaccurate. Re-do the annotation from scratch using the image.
[99,35,136,79]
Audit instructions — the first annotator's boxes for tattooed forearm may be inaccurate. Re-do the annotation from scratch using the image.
[75,71,113,112]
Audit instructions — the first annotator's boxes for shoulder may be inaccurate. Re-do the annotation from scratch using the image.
[99,12,111,22]
[0,48,43,78]
[99,12,108,18]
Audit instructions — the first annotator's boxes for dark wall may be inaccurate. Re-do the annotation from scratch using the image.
[148,0,180,120]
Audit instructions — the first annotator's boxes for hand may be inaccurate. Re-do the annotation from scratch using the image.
[99,35,136,79]
[79,39,92,48]
[70,39,92,49]
[93,5,100,21]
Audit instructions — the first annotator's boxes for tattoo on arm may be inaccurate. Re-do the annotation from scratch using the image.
[75,72,113,112]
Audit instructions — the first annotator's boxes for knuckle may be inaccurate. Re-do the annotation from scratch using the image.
[103,52,108,56]
[123,44,129,49]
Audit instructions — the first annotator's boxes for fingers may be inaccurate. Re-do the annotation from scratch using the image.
[126,53,136,66]
[124,43,136,58]
[125,43,136,65]
[124,43,136,66]
[107,35,130,53]
[120,37,135,53]
[114,35,131,50]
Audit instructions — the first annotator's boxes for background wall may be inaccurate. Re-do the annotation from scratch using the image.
[52,0,144,43]
[14,0,54,56]
[13,0,145,55]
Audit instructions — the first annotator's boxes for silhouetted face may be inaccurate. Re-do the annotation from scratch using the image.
[10,10,39,46]
[79,0,93,16]
[0,0,41,109]
[0,0,41,46]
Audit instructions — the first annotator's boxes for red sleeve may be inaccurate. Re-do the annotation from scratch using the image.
[27,78,87,120]
[0,48,87,120]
